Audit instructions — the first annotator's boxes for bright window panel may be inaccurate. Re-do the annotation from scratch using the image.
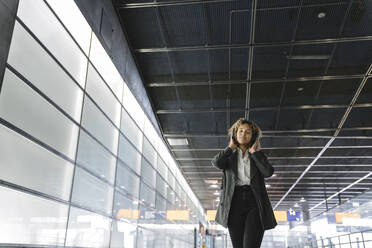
[86,64,121,128]
[120,109,143,151]
[89,33,123,100]
[17,0,88,87]
[122,84,144,130]
[139,182,155,208]
[141,158,156,189]
[156,174,167,198]
[113,191,139,224]
[118,134,141,175]
[167,172,176,190]
[142,137,157,168]
[81,97,119,155]
[156,193,167,213]
[0,124,74,200]
[65,207,111,248]
[157,157,168,179]
[143,117,158,150]
[116,161,140,199]
[71,167,114,215]
[0,69,79,160]
[0,186,68,246]
[45,0,91,54]
[7,22,84,122]
[76,130,116,184]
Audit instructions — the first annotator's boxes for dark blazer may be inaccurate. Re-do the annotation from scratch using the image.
[211,147,277,230]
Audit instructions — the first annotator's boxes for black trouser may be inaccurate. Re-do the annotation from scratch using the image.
[227,185,264,248]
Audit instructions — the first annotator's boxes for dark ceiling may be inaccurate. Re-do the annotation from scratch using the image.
[113,0,372,218]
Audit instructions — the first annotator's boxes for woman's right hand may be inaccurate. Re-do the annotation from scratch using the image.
[228,135,238,150]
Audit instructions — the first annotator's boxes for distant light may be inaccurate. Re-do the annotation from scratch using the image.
[272,174,277,177]
[266,184,271,188]
[167,138,188,146]
[318,12,326,19]
[294,203,299,207]
[205,179,219,184]
[210,184,219,189]
[213,191,220,196]
[300,197,306,202]
[297,87,304,91]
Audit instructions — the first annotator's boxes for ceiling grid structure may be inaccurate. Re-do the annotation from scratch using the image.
[113,0,372,213]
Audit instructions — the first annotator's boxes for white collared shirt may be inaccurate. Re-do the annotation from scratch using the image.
[236,148,251,186]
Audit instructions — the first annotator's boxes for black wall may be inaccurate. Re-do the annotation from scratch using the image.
[0,0,18,91]
[74,0,161,135]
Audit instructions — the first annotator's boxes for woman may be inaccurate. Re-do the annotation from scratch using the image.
[211,118,277,248]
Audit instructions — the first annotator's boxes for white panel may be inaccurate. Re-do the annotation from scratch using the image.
[139,182,155,208]
[142,137,157,167]
[123,84,145,130]
[17,0,88,87]
[141,158,156,188]
[118,134,142,175]
[90,33,123,100]
[65,207,111,248]
[0,124,74,200]
[81,97,119,155]
[116,162,140,198]
[71,167,114,215]
[7,22,84,122]
[0,186,68,246]
[86,64,121,128]
[0,69,79,160]
[144,116,158,150]
[121,109,143,151]
[76,130,116,184]
[45,0,91,55]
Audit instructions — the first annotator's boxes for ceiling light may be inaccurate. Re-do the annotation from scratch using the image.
[209,184,219,189]
[294,203,299,208]
[213,192,220,196]
[167,138,188,146]
[287,55,330,60]
[266,184,271,188]
[205,179,219,184]
[318,12,326,19]
[300,197,306,202]
[272,174,277,177]
[297,87,304,91]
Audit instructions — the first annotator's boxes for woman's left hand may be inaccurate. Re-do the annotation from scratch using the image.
[249,140,260,154]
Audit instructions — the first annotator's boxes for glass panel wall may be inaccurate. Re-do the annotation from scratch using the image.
[0,1,206,248]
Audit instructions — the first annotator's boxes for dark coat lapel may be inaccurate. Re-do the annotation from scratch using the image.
[249,153,258,180]
[231,150,238,177]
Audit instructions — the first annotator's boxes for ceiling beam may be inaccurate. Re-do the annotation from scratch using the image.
[176,155,372,161]
[147,74,364,87]
[164,126,372,137]
[117,0,350,9]
[135,36,372,53]
[116,0,234,8]
[173,145,372,151]
[157,103,372,114]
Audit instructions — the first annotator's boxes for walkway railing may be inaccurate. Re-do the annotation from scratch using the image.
[289,229,372,248]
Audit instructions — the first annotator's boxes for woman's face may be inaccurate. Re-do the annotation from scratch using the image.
[236,123,252,145]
